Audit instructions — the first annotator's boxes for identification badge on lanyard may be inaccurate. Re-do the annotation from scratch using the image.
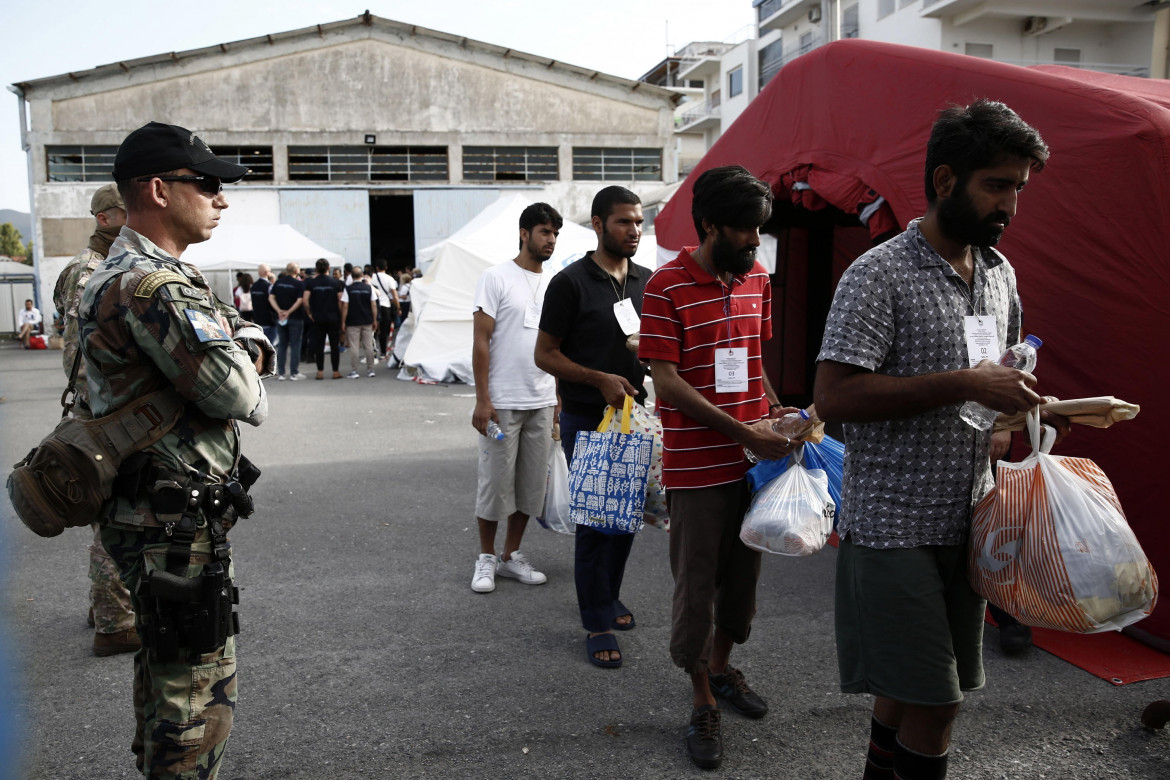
[613,298,640,336]
[524,300,542,329]
[715,347,749,393]
[963,315,999,367]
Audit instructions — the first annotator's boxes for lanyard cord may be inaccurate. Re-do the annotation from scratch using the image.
[606,271,627,303]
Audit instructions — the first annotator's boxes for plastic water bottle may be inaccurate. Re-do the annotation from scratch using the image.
[745,409,812,463]
[484,420,505,441]
[960,334,1043,431]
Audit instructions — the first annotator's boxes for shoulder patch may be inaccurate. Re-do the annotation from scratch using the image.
[183,309,231,342]
[134,271,188,299]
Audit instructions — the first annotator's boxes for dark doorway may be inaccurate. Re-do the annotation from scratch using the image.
[369,195,415,273]
[762,201,881,408]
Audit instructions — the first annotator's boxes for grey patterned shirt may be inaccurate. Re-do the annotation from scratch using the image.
[817,220,1022,548]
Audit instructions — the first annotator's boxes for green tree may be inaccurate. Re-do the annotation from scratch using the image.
[0,223,26,258]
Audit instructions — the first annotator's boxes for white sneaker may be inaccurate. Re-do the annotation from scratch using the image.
[496,551,547,585]
[276,374,287,381]
[367,370,376,378]
[346,371,360,379]
[471,554,498,593]
[289,372,306,381]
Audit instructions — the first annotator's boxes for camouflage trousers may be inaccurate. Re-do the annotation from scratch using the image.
[89,523,136,633]
[101,523,237,780]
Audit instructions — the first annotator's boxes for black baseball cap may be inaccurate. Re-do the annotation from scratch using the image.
[112,122,249,183]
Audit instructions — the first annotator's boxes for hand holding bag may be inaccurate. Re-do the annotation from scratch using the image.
[568,396,652,535]
[968,408,1157,633]
[740,445,835,556]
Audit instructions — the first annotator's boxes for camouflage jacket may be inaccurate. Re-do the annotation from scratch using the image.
[53,246,104,407]
[79,226,269,528]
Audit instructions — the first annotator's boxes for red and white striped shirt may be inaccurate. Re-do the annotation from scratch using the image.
[638,247,772,489]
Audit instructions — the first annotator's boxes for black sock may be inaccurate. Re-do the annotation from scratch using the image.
[893,737,948,780]
[863,715,897,779]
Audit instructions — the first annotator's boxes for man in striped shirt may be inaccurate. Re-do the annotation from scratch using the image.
[639,166,799,770]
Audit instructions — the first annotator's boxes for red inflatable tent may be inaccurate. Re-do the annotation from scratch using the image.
[654,40,1170,648]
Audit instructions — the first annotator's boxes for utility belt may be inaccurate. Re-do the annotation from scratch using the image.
[115,454,261,662]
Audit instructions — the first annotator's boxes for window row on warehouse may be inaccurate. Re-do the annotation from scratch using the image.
[46,145,665,183]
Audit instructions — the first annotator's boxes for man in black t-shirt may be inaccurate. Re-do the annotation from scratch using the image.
[303,258,344,379]
[535,186,649,670]
[341,266,377,378]
[269,262,306,380]
[251,263,276,345]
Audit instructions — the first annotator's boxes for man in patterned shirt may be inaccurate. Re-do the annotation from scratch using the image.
[815,100,1063,780]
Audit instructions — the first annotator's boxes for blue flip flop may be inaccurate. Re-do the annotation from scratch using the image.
[586,632,622,668]
[612,600,636,631]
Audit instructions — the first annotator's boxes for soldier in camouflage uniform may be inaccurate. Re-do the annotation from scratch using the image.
[52,183,141,657]
[78,122,273,780]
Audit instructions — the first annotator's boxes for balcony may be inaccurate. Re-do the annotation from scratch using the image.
[757,0,822,33]
[759,32,826,90]
[995,58,1150,78]
[676,95,722,133]
[921,0,1157,26]
[676,41,736,82]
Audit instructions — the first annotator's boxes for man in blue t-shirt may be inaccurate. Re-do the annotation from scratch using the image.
[341,266,377,378]
[269,262,306,380]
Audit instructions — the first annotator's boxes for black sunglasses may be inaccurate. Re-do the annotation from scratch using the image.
[134,174,223,197]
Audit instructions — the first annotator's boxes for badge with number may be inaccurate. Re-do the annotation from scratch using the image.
[613,299,640,336]
[963,315,998,367]
[715,347,749,393]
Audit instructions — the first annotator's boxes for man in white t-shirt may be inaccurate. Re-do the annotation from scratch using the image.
[469,202,562,593]
[18,299,42,348]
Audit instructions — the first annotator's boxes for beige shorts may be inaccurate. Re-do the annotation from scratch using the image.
[475,406,555,522]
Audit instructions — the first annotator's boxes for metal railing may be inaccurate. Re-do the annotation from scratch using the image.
[994,58,1150,78]
[677,98,722,129]
[757,0,788,24]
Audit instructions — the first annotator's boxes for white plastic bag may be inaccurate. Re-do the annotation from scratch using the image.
[537,443,574,535]
[969,408,1157,633]
[740,446,835,556]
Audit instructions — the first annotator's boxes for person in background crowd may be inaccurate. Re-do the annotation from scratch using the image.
[234,273,254,321]
[303,258,344,380]
[269,262,306,381]
[341,265,377,378]
[371,258,399,362]
[251,264,276,346]
[17,299,42,348]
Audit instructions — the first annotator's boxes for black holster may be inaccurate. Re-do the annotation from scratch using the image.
[137,561,240,663]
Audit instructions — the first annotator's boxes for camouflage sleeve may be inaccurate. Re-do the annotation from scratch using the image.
[124,271,268,426]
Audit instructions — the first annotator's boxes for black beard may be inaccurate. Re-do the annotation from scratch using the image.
[711,235,756,275]
[525,239,552,262]
[601,230,636,259]
[937,186,1009,248]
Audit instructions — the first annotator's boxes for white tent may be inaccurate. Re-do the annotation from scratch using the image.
[181,223,344,302]
[398,193,657,384]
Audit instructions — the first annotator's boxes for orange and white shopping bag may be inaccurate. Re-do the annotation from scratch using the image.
[969,408,1157,633]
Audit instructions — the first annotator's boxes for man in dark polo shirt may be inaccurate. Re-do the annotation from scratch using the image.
[341,265,377,378]
[535,186,649,670]
[639,166,797,770]
[303,258,344,379]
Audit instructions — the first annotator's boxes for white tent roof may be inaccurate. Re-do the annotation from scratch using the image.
[401,192,657,384]
[181,224,343,271]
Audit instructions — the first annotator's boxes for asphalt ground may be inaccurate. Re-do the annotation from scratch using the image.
[1,342,1168,779]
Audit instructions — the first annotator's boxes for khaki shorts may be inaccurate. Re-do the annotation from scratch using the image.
[475,407,555,522]
[835,537,986,706]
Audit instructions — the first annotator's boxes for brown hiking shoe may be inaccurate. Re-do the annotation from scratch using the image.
[93,628,141,657]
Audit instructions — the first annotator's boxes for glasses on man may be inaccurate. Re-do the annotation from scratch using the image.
[134,174,223,197]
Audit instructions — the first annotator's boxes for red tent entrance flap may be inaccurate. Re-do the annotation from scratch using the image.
[779,164,899,240]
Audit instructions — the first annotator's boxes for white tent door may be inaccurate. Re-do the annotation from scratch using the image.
[279,190,370,267]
